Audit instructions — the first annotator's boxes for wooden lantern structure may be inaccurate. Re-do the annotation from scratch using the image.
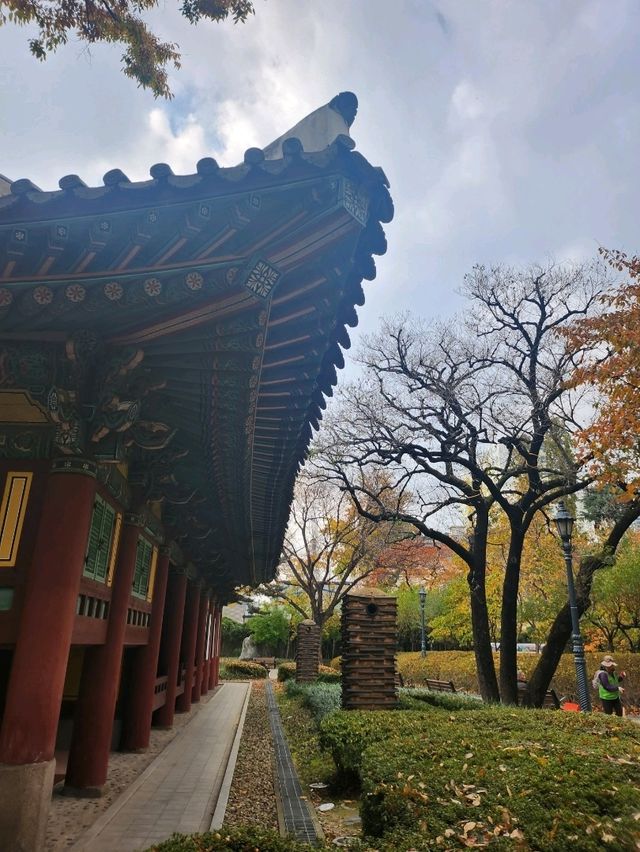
[295,619,321,683]
[341,589,397,710]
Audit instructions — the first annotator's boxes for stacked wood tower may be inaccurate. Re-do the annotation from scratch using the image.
[295,619,321,683]
[341,590,397,710]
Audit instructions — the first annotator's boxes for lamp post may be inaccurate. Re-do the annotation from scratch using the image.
[553,501,591,712]
[419,587,427,658]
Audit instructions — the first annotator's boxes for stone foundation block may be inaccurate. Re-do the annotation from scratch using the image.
[0,758,55,851]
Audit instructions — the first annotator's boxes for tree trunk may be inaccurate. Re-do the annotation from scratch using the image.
[468,520,499,701]
[500,528,525,704]
[525,600,574,707]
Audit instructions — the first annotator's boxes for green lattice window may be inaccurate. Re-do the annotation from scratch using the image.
[84,495,117,583]
[132,536,153,598]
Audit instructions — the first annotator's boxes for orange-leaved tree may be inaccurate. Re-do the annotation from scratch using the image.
[567,250,640,491]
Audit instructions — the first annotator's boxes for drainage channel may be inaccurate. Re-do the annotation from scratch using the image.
[266,681,323,846]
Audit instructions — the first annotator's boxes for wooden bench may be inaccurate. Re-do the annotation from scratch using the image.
[251,656,276,669]
[416,679,557,705]
[542,688,560,709]
[424,678,457,693]
[518,682,561,709]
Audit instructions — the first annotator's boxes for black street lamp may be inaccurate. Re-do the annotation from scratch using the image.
[419,587,427,658]
[553,501,591,712]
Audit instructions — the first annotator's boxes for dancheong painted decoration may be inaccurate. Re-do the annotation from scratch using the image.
[0,93,392,846]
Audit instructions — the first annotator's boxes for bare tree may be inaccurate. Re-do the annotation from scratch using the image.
[259,468,401,632]
[319,262,612,704]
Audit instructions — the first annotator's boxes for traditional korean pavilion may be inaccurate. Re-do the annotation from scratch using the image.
[0,92,392,849]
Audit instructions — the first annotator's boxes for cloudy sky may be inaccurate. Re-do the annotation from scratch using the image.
[1,0,638,346]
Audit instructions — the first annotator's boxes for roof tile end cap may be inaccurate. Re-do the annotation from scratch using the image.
[261,92,358,162]
[328,91,358,127]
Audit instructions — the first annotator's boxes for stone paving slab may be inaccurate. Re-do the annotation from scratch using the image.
[72,682,250,851]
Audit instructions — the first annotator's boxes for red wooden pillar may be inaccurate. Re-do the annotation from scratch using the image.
[0,459,97,848]
[154,571,187,727]
[176,581,200,713]
[202,594,214,695]
[212,605,222,687]
[209,601,220,689]
[64,517,143,792]
[217,606,223,683]
[120,549,170,751]
[192,590,208,702]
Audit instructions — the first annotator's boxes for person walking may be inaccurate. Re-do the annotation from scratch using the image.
[593,655,626,716]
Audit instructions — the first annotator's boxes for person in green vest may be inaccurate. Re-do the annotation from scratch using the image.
[593,655,626,716]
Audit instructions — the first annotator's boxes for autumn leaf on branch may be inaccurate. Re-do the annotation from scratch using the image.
[0,0,257,98]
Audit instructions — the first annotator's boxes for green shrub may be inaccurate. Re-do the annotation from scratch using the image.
[317,665,341,683]
[284,680,341,723]
[320,709,437,776]
[218,658,267,680]
[277,661,340,683]
[399,687,484,712]
[277,684,337,787]
[277,661,296,681]
[146,826,331,850]
[220,618,251,657]
[322,706,640,850]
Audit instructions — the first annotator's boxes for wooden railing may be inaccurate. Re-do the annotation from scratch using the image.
[76,593,109,620]
[176,665,186,697]
[152,676,168,710]
[126,606,151,628]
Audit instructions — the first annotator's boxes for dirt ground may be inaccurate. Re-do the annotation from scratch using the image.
[223,680,279,830]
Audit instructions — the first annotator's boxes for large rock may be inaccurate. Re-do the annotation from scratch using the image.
[239,635,258,660]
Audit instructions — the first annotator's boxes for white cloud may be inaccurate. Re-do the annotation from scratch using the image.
[1,0,639,343]
[450,81,486,123]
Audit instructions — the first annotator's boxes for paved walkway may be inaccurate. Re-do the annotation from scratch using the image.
[72,682,250,851]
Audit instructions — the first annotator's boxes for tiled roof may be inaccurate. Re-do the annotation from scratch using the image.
[0,95,394,596]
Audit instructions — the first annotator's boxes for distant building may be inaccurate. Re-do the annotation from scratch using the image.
[222,602,250,624]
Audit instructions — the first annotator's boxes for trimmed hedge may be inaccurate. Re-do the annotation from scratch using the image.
[398,650,640,706]
[277,661,340,683]
[146,827,331,850]
[399,687,484,712]
[321,710,433,775]
[317,667,341,683]
[218,659,267,680]
[277,661,296,682]
[321,706,640,850]
[284,680,341,723]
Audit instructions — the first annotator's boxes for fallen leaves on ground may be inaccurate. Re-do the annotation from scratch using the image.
[223,681,278,830]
